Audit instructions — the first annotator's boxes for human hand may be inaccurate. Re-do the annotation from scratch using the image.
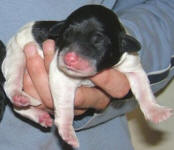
[23,40,54,111]
[23,40,130,115]
[74,69,130,115]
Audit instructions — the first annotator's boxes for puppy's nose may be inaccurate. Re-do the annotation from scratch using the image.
[64,52,90,71]
[64,52,79,67]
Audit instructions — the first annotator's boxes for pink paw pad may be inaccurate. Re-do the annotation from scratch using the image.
[13,95,30,107]
[39,112,53,128]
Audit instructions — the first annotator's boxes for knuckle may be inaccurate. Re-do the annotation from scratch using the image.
[74,110,86,116]
[96,97,110,110]
[111,87,130,98]
[74,98,85,108]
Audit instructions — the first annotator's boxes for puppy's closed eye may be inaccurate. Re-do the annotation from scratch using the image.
[63,28,73,40]
[91,32,104,44]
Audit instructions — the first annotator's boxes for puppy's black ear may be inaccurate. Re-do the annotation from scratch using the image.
[48,21,65,37]
[120,33,141,53]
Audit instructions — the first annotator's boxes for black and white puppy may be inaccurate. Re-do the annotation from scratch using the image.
[2,5,172,148]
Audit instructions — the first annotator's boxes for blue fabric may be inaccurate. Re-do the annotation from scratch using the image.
[0,109,134,150]
[0,0,174,150]
[117,0,174,73]
[74,0,174,131]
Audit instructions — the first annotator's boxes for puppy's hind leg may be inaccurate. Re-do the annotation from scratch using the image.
[2,38,41,107]
[116,53,173,123]
[125,70,173,123]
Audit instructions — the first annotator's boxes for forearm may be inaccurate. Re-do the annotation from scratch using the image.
[91,69,130,98]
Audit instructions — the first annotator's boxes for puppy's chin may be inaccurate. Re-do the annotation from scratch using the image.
[58,65,97,78]
[58,57,96,78]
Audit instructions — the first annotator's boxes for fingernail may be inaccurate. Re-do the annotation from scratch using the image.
[24,42,37,57]
[43,40,55,53]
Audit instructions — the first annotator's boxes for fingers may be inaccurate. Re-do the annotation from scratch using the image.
[24,42,53,109]
[23,71,47,110]
[23,71,41,100]
[42,40,55,73]
[74,109,87,116]
[23,40,128,117]
[74,69,130,116]
[91,69,130,98]
[74,86,110,116]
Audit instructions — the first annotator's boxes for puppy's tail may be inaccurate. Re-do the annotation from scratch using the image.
[0,40,7,122]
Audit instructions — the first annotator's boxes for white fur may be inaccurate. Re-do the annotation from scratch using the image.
[114,52,173,123]
[2,22,42,106]
[2,22,91,148]
[49,51,80,147]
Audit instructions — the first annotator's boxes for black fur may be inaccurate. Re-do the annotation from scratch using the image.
[0,40,7,122]
[32,5,141,72]
[32,21,64,48]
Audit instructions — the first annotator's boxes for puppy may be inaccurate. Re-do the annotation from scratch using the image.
[2,5,173,148]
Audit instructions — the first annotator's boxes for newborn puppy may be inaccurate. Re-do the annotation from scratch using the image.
[2,5,173,148]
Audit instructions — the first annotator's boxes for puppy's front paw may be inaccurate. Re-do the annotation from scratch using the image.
[143,104,173,123]
[58,124,79,148]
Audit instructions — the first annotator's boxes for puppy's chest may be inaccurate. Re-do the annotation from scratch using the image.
[80,79,94,87]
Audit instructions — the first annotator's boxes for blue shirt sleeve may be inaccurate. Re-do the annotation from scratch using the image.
[118,0,174,73]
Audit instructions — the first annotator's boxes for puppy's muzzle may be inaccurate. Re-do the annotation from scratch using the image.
[64,52,90,71]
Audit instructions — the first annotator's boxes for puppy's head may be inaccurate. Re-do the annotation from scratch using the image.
[57,5,141,77]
